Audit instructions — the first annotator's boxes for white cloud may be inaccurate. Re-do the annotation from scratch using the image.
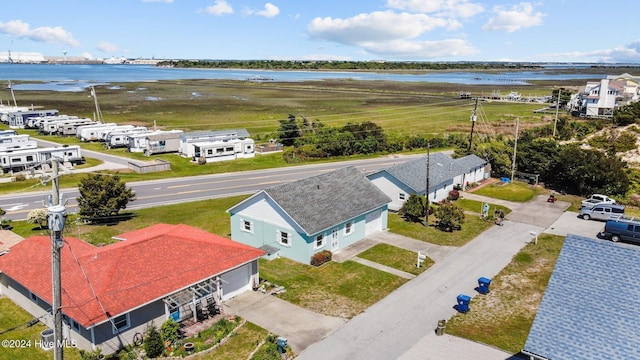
[482,2,544,32]
[142,0,173,3]
[542,40,640,63]
[362,38,478,58]
[309,11,451,44]
[246,3,280,18]
[0,20,79,46]
[307,11,475,58]
[96,41,120,53]
[387,0,484,18]
[205,0,234,15]
[81,52,94,60]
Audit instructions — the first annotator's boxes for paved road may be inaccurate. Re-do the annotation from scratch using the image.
[0,154,420,220]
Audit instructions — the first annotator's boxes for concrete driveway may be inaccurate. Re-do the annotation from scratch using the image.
[223,290,346,354]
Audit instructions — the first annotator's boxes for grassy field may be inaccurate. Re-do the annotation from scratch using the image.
[11,79,558,138]
[472,180,546,202]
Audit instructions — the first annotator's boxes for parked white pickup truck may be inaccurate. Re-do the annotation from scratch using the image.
[581,194,616,208]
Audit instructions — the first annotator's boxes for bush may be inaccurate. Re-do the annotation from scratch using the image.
[448,189,460,200]
[144,322,165,358]
[310,250,332,266]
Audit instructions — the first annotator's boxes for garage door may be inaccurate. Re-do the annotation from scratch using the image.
[220,264,251,300]
[365,209,382,235]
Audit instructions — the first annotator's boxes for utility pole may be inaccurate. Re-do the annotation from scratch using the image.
[467,97,478,155]
[425,143,430,227]
[553,90,560,137]
[48,158,66,360]
[511,118,520,183]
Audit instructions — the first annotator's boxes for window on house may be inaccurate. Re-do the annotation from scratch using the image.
[112,314,130,333]
[72,320,80,331]
[29,292,38,303]
[399,193,406,200]
[344,222,354,236]
[278,231,290,246]
[315,234,324,248]
[226,147,234,152]
[216,148,224,154]
[242,220,253,233]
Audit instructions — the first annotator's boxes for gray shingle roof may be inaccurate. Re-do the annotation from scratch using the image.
[523,234,640,360]
[381,152,468,193]
[454,154,487,172]
[264,166,391,235]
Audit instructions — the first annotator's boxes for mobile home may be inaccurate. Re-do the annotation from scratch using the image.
[8,109,59,129]
[0,135,38,152]
[127,130,183,155]
[0,145,84,173]
[191,138,255,163]
[76,123,118,142]
[179,129,250,159]
[105,127,149,149]
[56,119,97,136]
[38,115,80,135]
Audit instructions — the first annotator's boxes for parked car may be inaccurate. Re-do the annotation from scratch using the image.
[602,216,640,244]
[581,194,616,208]
[579,203,625,221]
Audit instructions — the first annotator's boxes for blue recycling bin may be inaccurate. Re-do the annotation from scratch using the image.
[456,294,470,313]
[277,337,288,353]
[478,277,492,294]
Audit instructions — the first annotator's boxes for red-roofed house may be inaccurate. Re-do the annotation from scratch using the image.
[0,224,264,355]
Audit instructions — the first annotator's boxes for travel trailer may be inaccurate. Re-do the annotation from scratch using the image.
[76,123,118,142]
[127,130,183,155]
[0,145,84,173]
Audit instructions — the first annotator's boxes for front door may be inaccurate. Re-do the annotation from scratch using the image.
[331,229,339,251]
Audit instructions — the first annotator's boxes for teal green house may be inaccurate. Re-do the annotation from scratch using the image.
[227,166,392,264]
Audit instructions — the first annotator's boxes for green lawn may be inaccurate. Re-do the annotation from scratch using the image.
[0,297,82,360]
[388,211,495,247]
[445,234,564,353]
[258,257,407,319]
[358,243,433,275]
[471,180,544,202]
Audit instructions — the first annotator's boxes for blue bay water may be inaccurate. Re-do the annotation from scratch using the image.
[0,63,602,92]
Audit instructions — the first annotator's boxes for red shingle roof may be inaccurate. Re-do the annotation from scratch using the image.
[0,224,264,328]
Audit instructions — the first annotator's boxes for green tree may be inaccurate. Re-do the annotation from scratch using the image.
[434,202,465,232]
[143,322,164,358]
[398,194,426,223]
[160,319,180,347]
[277,114,301,146]
[26,208,48,230]
[548,144,629,196]
[77,174,135,221]
[613,101,640,126]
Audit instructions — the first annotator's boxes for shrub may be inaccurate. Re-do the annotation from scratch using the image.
[310,250,332,266]
[448,189,460,200]
[144,322,164,358]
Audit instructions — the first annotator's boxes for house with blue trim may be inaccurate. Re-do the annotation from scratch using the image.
[367,153,488,211]
[522,234,640,360]
[227,166,392,264]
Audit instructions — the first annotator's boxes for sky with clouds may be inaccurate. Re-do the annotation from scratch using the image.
[0,0,638,63]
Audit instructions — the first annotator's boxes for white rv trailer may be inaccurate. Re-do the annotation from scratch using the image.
[38,115,80,135]
[0,130,18,138]
[178,129,250,158]
[127,129,184,154]
[76,123,118,142]
[56,119,97,136]
[191,138,255,163]
[8,109,59,129]
[98,125,137,142]
[105,127,149,149]
[0,145,84,173]
[0,135,38,152]
[0,106,30,124]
